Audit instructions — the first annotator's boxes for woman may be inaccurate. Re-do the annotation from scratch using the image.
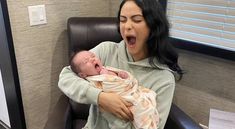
[58,0,183,129]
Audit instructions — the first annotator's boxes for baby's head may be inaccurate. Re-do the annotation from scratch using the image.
[70,51,103,78]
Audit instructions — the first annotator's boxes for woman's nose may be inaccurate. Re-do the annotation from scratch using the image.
[125,20,132,30]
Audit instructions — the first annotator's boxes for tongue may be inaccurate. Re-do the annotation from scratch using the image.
[128,37,136,45]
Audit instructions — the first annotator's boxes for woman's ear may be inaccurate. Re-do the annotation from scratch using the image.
[78,72,87,78]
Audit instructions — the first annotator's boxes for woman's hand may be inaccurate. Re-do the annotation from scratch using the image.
[98,92,133,121]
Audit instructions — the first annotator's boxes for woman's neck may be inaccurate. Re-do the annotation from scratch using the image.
[132,50,148,61]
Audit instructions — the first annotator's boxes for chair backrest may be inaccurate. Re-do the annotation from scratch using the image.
[68,17,122,55]
[67,17,122,119]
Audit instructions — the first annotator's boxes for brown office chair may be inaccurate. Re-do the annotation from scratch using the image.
[44,17,202,129]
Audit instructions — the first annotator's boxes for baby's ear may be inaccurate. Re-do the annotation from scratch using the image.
[78,72,87,78]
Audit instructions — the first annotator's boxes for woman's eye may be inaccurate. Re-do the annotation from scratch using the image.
[132,16,143,23]
[133,18,142,23]
[119,17,126,23]
[134,20,142,23]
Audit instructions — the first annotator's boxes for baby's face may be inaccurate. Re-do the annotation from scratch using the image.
[75,51,103,77]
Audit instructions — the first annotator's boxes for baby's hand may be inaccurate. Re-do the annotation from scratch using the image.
[118,71,128,79]
[100,68,109,74]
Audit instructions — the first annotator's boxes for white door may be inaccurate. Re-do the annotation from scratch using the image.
[0,69,10,127]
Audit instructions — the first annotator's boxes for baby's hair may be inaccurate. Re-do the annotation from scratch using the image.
[69,50,85,75]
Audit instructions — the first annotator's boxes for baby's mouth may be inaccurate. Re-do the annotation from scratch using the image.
[95,64,101,72]
[126,36,136,46]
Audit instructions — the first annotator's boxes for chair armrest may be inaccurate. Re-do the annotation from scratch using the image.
[44,94,72,129]
[165,103,202,129]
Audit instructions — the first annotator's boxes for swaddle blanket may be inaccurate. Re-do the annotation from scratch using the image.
[86,66,159,129]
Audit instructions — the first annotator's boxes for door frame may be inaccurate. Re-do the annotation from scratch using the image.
[0,0,26,129]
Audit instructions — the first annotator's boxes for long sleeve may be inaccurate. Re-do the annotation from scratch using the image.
[157,83,175,129]
[151,73,175,129]
[58,66,102,104]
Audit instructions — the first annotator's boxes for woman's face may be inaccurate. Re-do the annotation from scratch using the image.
[119,0,150,61]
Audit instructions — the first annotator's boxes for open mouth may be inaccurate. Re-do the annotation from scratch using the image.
[95,64,101,72]
[126,36,136,46]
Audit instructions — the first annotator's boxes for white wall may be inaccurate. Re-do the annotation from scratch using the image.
[0,69,10,127]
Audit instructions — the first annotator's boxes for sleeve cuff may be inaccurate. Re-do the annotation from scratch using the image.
[86,86,102,105]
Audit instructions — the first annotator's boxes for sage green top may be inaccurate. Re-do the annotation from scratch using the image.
[58,40,175,129]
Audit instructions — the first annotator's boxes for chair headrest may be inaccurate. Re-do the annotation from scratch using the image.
[67,17,122,55]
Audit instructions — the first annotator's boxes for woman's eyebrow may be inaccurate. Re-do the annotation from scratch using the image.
[119,15,126,18]
[131,14,143,18]
[120,14,143,18]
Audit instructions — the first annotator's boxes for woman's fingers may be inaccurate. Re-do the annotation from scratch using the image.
[121,98,134,121]
[116,109,130,121]
[122,98,133,107]
[98,92,133,121]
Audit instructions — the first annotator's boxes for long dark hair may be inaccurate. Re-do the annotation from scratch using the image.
[118,0,183,79]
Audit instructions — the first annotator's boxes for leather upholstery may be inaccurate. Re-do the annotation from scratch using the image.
[44,17,202,129]
[67,17,122,55]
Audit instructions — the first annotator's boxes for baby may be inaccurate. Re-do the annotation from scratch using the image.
[70,50,159,129]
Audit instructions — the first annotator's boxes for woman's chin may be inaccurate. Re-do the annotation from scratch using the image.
[127,47,136,54]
